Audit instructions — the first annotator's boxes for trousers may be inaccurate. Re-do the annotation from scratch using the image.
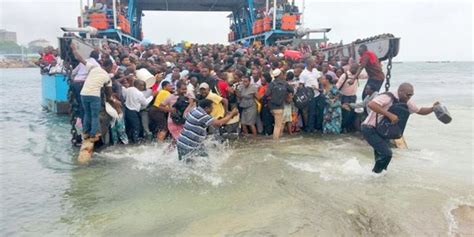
[81,95,101,136]
[271,109,284,139]
[361,125,393,173]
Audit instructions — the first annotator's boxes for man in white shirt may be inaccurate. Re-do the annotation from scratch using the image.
[71,53,100,119]
[299,58,323,133]
[123,80,152,143]
[71,43,113,142]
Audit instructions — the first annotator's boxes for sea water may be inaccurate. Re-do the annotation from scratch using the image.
[0,62,472,236]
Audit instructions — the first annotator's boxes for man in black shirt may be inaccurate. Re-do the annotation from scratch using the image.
[198,66,218,93]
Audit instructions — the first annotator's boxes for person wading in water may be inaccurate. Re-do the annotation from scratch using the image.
[361,82,439,173]
[176,99,238,161]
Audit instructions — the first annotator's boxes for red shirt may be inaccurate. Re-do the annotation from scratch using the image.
[360,51,384,81]
[217,80,229,98]
[284,50,302,60]
[258,84,268,97]
[151,83,159,93]
[42,53,55,64]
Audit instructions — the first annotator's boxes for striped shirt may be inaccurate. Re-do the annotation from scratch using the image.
[176,107,214,150]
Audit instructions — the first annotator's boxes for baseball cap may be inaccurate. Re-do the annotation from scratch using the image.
[199,82,210,89]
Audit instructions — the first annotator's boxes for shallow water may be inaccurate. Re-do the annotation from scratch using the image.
[0,62,473,236]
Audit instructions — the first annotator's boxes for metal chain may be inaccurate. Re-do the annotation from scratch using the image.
[63,39,81,147]
[384,45,393,92]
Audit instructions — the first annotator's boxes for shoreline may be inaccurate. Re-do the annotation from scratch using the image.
[0,60,37,69]
[451,205,474,236]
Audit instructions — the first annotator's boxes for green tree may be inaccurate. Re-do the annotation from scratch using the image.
[0,41,22,54]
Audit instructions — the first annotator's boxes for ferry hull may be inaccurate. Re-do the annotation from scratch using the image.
[41,74,69,114]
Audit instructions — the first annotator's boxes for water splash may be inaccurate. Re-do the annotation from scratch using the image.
[98,138,233,186]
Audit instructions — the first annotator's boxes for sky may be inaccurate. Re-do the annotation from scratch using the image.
[0,0,472,61]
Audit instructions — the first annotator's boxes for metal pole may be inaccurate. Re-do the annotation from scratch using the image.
[112,0,117,29]
[266,0,269,13]
[272,0,276,30]
[80,0,84,27]
[21,46,24,63]
[302,0,305,26]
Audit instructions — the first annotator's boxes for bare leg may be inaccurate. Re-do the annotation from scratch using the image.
[242,124,249,136]
[286,122,293,135]
[250,125,257,138]
[157,130,167,141]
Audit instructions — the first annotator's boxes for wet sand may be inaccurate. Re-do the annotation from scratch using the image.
[452,205,474,236]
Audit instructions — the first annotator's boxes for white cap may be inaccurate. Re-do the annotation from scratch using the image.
[272,68,282,78]
[199,82,210,89]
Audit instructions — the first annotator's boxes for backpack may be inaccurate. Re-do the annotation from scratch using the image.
[270,80,289,107]
[338,72,351,91]
[170,95,189,125]
[375,92,410,139]
[293,87,314,109]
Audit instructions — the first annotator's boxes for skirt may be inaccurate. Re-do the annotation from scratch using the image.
[241,106,257,125]
[149,106,168,132]
[168,121,184,140]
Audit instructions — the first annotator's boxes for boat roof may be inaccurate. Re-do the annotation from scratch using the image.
[136,0,244,11]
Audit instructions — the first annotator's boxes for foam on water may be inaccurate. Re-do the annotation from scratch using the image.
[442,195,474,236]
[286,157,386,181]
[98,138,232,186]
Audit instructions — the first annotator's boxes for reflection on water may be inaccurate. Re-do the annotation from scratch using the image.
[0,64,473,236]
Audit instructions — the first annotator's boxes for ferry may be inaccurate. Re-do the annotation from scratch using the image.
[41,0,399,115]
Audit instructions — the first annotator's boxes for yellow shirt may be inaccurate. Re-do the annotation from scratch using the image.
[153,90,171,107]
[206,92,225,119]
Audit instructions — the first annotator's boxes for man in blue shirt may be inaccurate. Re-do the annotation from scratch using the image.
[177,99,238,161]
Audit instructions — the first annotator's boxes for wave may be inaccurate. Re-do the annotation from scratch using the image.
[286,157,387,182]
[443,195,474,236]
[98,138,233,186]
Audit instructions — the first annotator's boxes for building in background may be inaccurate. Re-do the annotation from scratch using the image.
[28,39,51,53]
[0,29,17,43]
[28,39,51,49]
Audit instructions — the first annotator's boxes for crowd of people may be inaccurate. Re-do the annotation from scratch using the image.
[36,47,65,75]
[64,40,438,172]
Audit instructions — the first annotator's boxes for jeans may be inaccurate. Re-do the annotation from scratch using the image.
[271,109,284,140]
[81,95,101,136]
[362,78,384,99]
[125,107,142,143]
[73,81,85,119]
[361,125,393,173]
